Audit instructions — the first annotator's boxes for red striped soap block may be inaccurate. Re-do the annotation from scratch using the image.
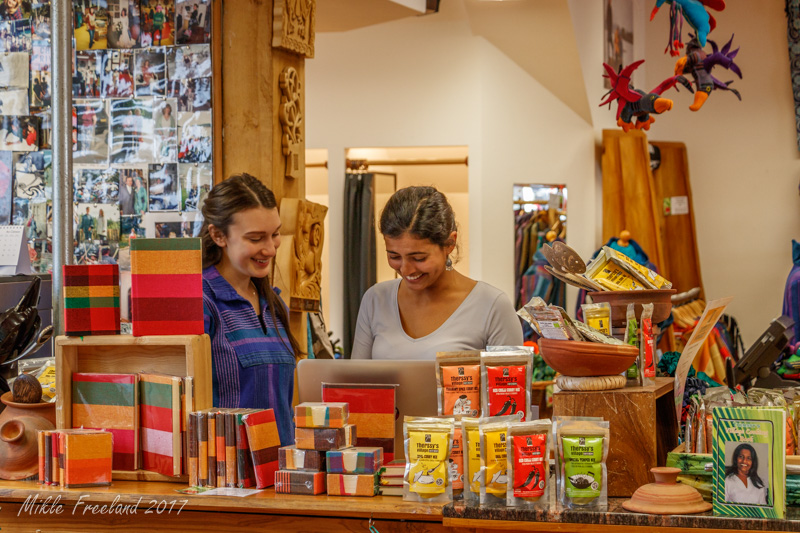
[63,264,120,336]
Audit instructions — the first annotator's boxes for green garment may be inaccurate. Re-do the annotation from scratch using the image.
[134,185,148,215]
[153,11,165,30]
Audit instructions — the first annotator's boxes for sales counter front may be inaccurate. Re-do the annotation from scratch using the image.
[2,480,800,532]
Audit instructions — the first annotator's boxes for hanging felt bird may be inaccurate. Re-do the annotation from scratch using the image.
[600,60,693,132]
[650,0,726,56]
[674,33,742,111]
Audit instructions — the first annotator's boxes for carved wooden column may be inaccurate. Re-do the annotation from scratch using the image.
[218,0,316,353]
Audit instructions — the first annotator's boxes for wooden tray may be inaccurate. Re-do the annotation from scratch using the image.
[55,334,212,482]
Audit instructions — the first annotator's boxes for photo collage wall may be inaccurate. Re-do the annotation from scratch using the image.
[0,0,213,275]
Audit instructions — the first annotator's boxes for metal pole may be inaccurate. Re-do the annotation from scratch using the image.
[51,0,73,336]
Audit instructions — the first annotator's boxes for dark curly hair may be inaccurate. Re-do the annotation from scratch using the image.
[379,185,458,254]
[725,443,765,489]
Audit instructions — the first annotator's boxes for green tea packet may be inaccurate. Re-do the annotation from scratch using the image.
[557,419,610,510]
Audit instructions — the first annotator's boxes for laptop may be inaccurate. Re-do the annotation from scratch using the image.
[296,359,438,461]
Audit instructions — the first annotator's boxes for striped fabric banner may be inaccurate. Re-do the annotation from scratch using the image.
[130,238,203,336]
[64,431,113,488]
[322,384,396,461]
[139,373,182,476]
[326,447,384,475]
[242,409,280,489]
[63,264,120,336]
[72,373,138,471]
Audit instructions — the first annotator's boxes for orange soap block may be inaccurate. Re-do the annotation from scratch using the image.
[326,473,379,497]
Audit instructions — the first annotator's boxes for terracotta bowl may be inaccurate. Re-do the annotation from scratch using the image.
[588,289,676,327]
[622,467,711,515]
[538,338,639,377]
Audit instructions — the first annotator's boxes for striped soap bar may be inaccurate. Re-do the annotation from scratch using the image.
[63,264,120,335]
[72,373,138,471]
[294,402,349,428]
[295,424,356,451]
[242,409,280,489]
[322,384,396,461]
[326,446,383,475]
[131,238,203,336]
[63,431,113,488]
[139,373,182,476]
[326,473,379,497]
[275,470,326,495]
[278,445,326,472]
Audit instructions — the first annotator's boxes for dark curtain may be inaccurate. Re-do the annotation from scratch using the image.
[343,172,376,357]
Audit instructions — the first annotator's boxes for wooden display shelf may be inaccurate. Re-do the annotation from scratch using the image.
[55,334,212,483]
[553,376,678,498]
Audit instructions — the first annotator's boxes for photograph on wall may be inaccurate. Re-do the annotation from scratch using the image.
[168,43,210,80]
[31,38,50,74]
[74,98,109,164]
[0,151,11,224]
[0,0,32,20]
[139,0,175,47]
[15,150,51,202]
[0,88,29,115]
[109,97,153,164]
[31,238,52,273]
[105,49,134,97]
[0,115,40,151]
[170,76,210,112]
[117,167,146,216]
[107,0,138,49]
[31,68,51,107]
[74,50,104,97]
[73,0,109,51]
[177,111,211,163]
[0,52,29,88]
[154,220,181,238]
[120,213,144,246]
[134,47,166,96]
[11,196,27,225]
[179,162,210,211]
[153,98,177,163]
[175,0,209,45]
[181,219,201,238]
[32,108,50,149]
[75,202,121,246]
[148,163,178,211]
[27,201,48,240]
[32,3,50,40]
[0,19,32,52]
[74,167,119,204]
[603,0,634,89]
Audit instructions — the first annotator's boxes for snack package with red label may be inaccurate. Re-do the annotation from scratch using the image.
[480,351,532,422]
[506,419,552,509]
[640,303,655,386]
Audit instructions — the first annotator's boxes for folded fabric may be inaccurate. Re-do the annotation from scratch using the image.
[295,424,356,451]
[275,470,326,495]
[294,402,349,428]
[278,445,326,472]
[326,446,383,475]
[326,473,379,497]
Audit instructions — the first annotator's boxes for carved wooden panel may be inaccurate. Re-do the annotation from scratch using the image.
[279,67,303,180]
[272,0,316,58]
[276,198,327,312]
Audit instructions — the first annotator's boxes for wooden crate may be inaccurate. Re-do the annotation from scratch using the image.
[553,377,678,497]
[55,334,212,482]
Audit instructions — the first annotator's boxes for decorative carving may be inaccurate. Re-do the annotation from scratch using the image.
[279,67,303,180]
[290,200,327,311]
[272,0,315,58]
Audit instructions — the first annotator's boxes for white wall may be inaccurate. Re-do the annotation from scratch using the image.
[306,1,596,346]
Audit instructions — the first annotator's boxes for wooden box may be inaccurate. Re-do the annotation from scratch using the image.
[553,376,678,497]
[55,334,212,482]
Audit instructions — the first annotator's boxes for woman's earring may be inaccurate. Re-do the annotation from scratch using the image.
[445,256,453,271]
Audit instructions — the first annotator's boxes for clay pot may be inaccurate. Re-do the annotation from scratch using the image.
[0,391,56,480]
[588,289,676,327]
[538,338,638,377]
[622,467,711,515]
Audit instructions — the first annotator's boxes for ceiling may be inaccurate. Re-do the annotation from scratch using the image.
[314,0,591,124]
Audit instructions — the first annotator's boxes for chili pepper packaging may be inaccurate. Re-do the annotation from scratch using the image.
[556,419,610,510]
[403,417,454,503]
[480,351,532,422]
[435,351,481,418]
[506,419,553,509]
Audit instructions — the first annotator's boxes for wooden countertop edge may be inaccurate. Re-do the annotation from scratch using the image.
[442,517,792,533]
[0,482,443,522]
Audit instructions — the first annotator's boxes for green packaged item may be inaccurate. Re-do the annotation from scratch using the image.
[557,419,609,509]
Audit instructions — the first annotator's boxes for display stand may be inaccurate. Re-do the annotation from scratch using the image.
[553,376,678,497]
[54,334,212,482]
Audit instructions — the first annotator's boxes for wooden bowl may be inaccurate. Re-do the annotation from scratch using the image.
[538,338,639,377]
[588,289,676,327]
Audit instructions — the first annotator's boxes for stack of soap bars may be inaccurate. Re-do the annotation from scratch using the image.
[38,429,113,487]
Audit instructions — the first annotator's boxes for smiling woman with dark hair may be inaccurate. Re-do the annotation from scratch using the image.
[724,443,768,505]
